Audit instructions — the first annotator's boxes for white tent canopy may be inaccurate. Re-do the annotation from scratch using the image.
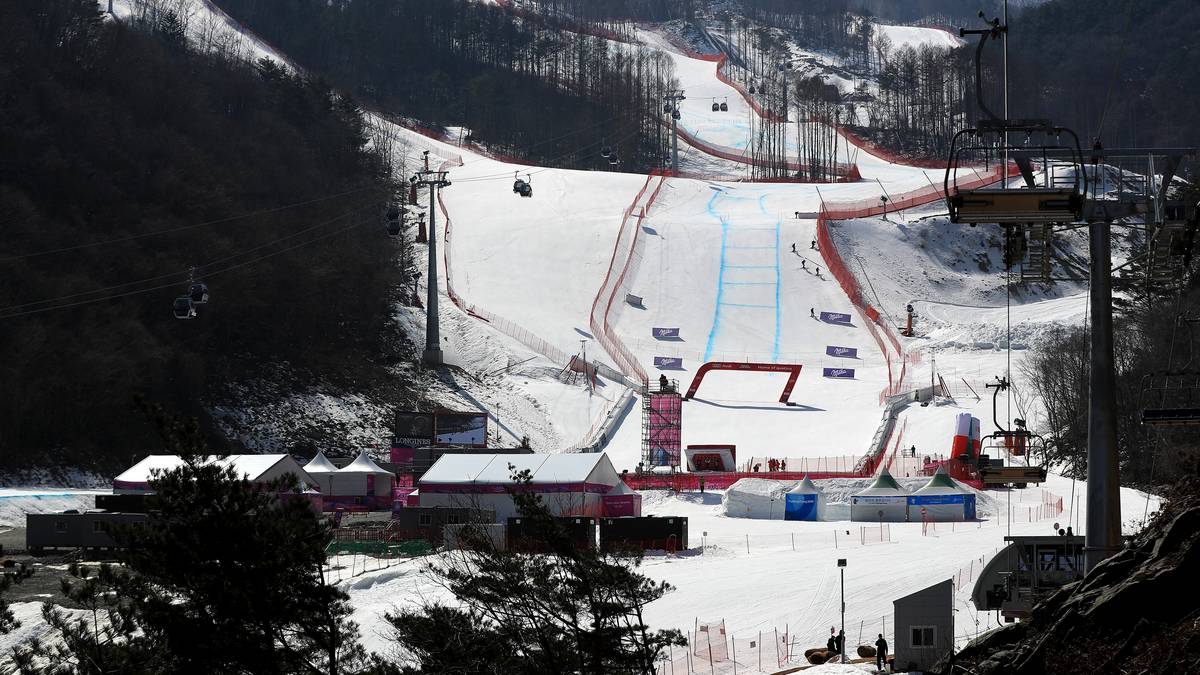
[113,455,313,494]
[419,453,622,520]
[329,451,393,497]
[851,467,909,522]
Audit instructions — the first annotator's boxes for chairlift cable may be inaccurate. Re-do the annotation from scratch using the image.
[0,201,382,319]
[0,184,385,264]
[1093,2,1138,143]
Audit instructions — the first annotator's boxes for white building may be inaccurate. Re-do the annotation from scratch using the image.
[418,453,623,521]
[113,454,315,494]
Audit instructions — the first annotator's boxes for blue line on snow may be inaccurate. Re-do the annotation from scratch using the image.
[722,281,774,286]
[758,194,782,363]
[724,264,774,269]
[703,190,728,362]
[720,302,774,308]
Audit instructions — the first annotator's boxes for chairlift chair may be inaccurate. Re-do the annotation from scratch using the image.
[1140,371,1200,426]
[609,154,620,166]
[386,219,402,236]
[720,101,729,112]
[601,146,612,158]
[671,110,681,121]
[513,172,533,198]
[188,282,209,305]
[945,120,1086,225]
[711,102,720,112]
[173,296,196,319]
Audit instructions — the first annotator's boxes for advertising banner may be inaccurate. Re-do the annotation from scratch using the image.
[654,356,683,370]
[652,327,680,339]
[822,367,855,379]
[825,345,858,358]
[820,311,852,325]
[434,411,488,447]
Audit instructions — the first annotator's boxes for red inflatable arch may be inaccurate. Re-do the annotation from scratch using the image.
[682,362,804,404]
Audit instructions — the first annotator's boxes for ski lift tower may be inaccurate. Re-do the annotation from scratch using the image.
[412,152,452,366]
[663,89,686,174]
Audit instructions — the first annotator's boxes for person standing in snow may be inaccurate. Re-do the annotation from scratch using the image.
[875,633,888,672]
[801,259,807,270]
[810,308,816,318]
[827,628,837,653]
[699,477,705,493]
[836,630,845,660]
[659,373,669,391]
[791,242,797,253]
[811,239,817,250]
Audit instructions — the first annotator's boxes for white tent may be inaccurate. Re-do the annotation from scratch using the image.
[908,466,977,521]
[330,451,394,498]
[113,455,313,494]
[784,475,826,521]
[721,478,791,520]
[418,453,622,521]
[851,468,909,522]
[303,451,338,495]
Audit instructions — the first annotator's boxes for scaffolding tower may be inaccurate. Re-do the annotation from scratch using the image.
[642,379,682,469]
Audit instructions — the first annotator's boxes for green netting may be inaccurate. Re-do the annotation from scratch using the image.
[325,539,432,557]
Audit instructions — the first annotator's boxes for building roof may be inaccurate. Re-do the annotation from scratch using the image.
[114,454,301,485]
[304,451,338,474]
[856,467,907,496]
[787,475,821,494]
[912,466,970,495]
[337,451,392,475]
[606,480,637,497]
[420,453,617,486]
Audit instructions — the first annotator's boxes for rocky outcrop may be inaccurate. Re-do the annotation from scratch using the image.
[944,479,1200,674]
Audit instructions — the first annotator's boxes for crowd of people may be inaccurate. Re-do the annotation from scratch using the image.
[750,458,788,472]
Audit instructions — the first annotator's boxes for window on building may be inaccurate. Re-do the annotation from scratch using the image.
[911,625,936,648]
[93,521,106,533]
[447,514,460,525]
[419,514,432,526]
[55,520,67,533]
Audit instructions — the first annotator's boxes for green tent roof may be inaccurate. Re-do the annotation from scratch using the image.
[869,467,902,490]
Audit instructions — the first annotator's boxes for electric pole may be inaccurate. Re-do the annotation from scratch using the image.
[663,89,686,174]
[412,151,451,366]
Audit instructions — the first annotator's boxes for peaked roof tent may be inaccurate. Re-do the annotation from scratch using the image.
[913,465,970,495]
[337,451,392,475]
[420,453,618,486]
[857,467,906,495]
[787,475,821,494]
[113,454,314,493]
[304,451,338,474]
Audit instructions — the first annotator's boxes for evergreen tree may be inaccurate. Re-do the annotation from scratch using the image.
[385,469,684,674]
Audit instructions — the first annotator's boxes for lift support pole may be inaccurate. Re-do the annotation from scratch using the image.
[414,162,451,366]
[1086,221,1121,572]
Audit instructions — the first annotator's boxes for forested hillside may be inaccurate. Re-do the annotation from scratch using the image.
[213,0,676,172]
[0,0,416,473]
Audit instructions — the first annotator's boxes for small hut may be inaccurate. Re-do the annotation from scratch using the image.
[908,466,977,521]
[851,467,909,522]
[783,475,825,521]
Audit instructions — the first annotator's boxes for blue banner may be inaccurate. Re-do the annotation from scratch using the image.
[822,367,855,379]
[652,327,680,339]
[820,311,852,325]
[654,357,683,370]
[825,345,858,358]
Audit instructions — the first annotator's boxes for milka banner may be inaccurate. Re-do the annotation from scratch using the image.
[820,311,852,325]
[652,327,680,339]
[825,345,858,359]
[822,367,855,379]
[654,357,684,370]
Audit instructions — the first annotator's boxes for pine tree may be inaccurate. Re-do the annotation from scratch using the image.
[384,468,684,674]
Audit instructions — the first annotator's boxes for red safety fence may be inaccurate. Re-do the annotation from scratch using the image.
[622,470,864,491]
[588,172,669,385]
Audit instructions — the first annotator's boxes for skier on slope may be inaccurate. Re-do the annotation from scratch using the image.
[791,242,797,253]
[810,308,816,318]
[801,259,807,270]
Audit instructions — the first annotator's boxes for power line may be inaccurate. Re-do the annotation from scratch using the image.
[0,201,384,319]
[0,184,385,264]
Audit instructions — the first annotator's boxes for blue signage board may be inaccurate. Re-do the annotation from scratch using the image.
[825,345,858,358]
[822,367,855,379]
[820,311,852,325]
[652,327,680,339]
[654,356,683,370]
